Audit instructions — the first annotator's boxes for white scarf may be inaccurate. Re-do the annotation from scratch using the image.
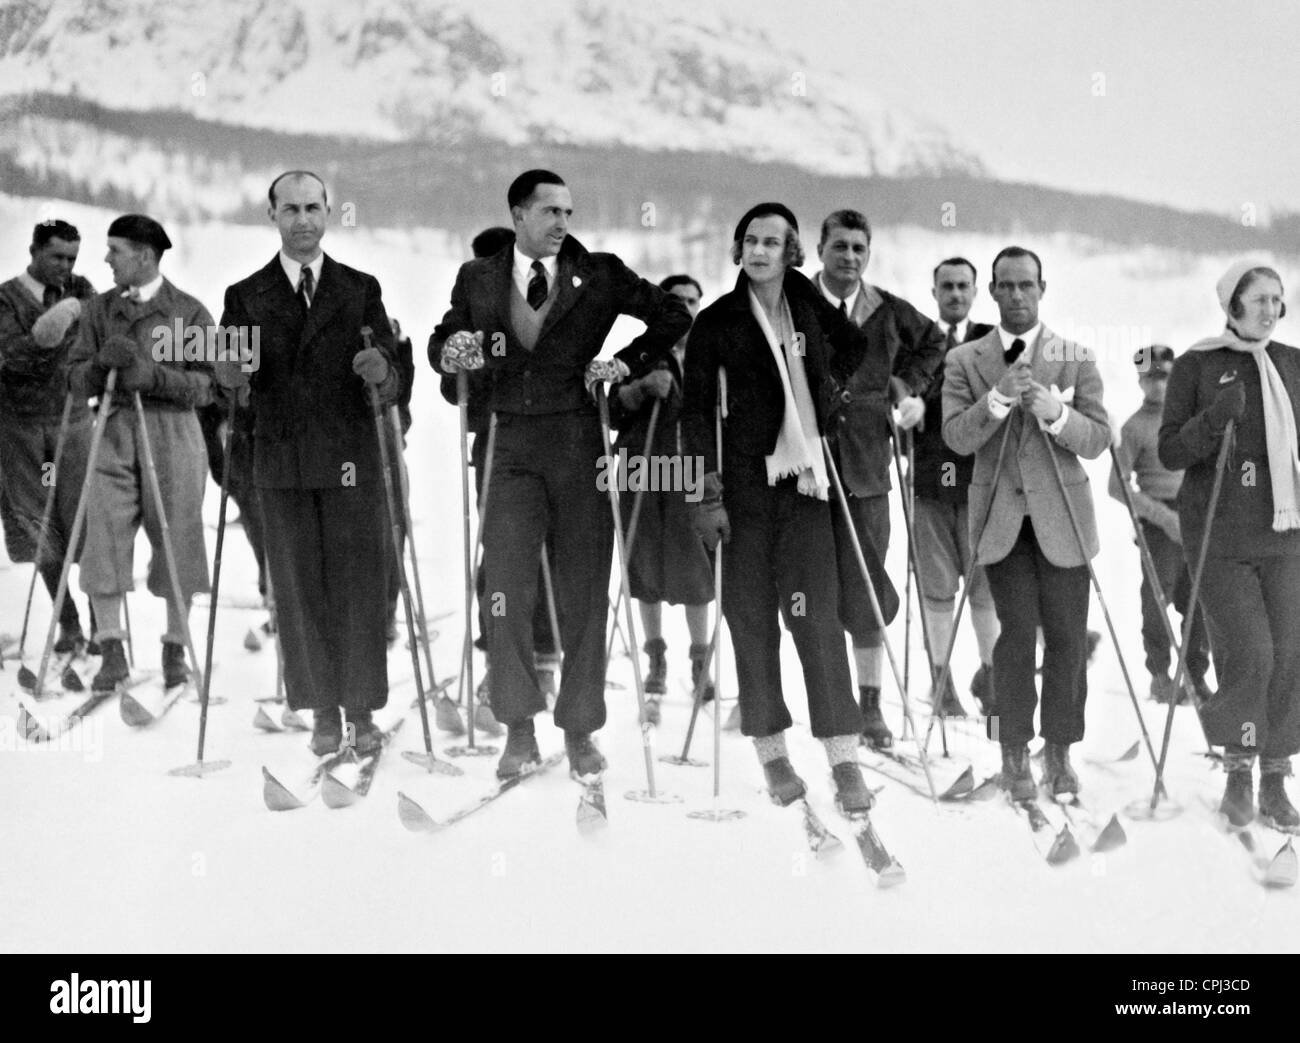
[1190,327,1300,531]
[748,288,828,499]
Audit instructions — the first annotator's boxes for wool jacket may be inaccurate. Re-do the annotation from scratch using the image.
[0,273,96,420]
[913,320,994,503]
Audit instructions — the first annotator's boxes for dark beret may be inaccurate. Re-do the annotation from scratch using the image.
[107,214,172,254]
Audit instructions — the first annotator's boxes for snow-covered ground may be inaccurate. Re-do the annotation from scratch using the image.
[1,195,1297,953]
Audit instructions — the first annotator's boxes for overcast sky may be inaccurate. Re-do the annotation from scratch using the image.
[763,0,1299,217]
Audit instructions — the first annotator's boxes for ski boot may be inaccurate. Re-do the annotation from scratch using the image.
[1258,764,1300,832]
[1220,767,1255,828]
[53,621,86,656]
[1042,741,1079,800]
[643,638,667,696]
[1000,742,1036,801]
[831,761,874,815]
[310,707,343,757]
[688,642,715,703]
[162,641,189,689]
[761,756,807,806]
[92,638,129,693]
[969,663,995,716]
[347,710,383,757]
[497,719,541,780]
[858,685,894,749]
[564,731,607,778]
[934,670,967,718]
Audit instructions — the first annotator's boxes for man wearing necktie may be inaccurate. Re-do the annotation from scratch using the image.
[911,258,998,717]
[215,171,403,757]
[942,247,1111,800]
[67,214,215,692]
[0,219,97,653]
[812,209,945,747]
[432,169,690,781]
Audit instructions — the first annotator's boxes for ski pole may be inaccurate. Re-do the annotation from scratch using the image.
[1033,420,1159,786]
[364,328,459,774]
[171,390,237,777]
[596,383,664,800]
[1108,442,1213,748]
[604,397,662,665]
[1150,419,1234,811]
[131,390,205,693]
[921,419,1014,754]
[32,371,119,697]
[16,392,75,687]
[823,436,938,803]
[455,411,497,739]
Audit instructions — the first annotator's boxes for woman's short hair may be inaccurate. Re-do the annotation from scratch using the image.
[730,217,805,268]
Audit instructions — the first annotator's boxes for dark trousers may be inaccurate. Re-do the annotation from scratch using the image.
[1198,555,1300,759]
[483,412,610,732]
[258,485,389,713]
[832,490,899,648]
[984,517,1091,745]
[200,409,267,597]
[722,455,861,739]
[472,432,557,655]
[1138,517,1209,681]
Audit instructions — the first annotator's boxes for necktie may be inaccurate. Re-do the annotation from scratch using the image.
[1004,337,1026,364]
[43,284,60,308]
[838,299,848,318]
[945,326,956,352]
[527,260,547,311]
[298,267,314,311]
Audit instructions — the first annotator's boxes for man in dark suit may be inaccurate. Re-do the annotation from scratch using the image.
[215,170,403,757]
[942,246,1111,800]
[814,209,945,744]
[432,170,690,781]
[912,257,998,720]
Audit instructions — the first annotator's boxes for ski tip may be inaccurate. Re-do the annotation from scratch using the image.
[576,787,609,836]
[1116,740,1141,762]
[17,663,38,692]
[320,771,360,809]
[722,703,742,731]
[261,766,306,811]
[1092,813,1128,853]
[1046,826,1082,865]
[243,626,264,651]
[397,791,440,833]
[61,665,85,692]
[968,775,1003,801]
[876,860,907,889]
[280,707,309,731]
[1264,839,1298,888]
[940,765,976,801]
[119,690,156,728]
[252,706,283,732]
[434,695,467,735]
[16,704,50,743]
[400,750,466,776]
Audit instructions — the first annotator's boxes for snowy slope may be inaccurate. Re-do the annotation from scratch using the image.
[0,0,985,179]
[1,195,1297,953]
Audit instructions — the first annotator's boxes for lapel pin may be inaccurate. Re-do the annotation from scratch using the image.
[573,276,582,288]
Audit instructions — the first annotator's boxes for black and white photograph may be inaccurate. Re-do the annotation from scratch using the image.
[2,0,1298,983]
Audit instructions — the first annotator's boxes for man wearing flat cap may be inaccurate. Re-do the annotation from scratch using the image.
[67,213,215,692]
[0,219,98,655]
[215,170,403,758]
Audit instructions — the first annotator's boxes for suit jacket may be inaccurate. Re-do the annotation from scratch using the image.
[681,269,867,476]
[913,320,995,502]
[219,254,400,489]
[812,272,944,497]
[429,236,690,417]
[942,325,1110,567]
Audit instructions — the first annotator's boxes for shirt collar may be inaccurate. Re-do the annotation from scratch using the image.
[279,251,324,289]
[121,273,164,303]
[17,270,47,303]
[939,318,970,343]
[817,271,860,315]
[514,246,557,283]
[998,323,1041,358]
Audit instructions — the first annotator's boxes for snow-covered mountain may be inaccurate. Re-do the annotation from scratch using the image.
[0,0,986,179]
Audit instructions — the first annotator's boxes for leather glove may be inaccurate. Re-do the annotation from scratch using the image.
[691,473,730,550]
[641,369,675,400]
[98,334,138,370]
[352,347,390,385]
[584,358,630,398]
[1204,381,1245,431]
[440,330,485,372]
[31,297,81,347]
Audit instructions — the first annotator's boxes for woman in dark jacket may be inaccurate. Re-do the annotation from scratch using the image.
[610,276,715,724]
[1159,259,1300,831]
[681,202,873,814]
